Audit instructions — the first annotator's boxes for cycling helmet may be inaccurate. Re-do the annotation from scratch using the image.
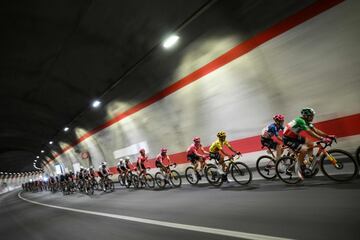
[125,157,130,161]
[301,107,315,117]
[193,137,201,143]
[89,166,93,169]
[161,148,167,153]
[217,131,226,138]
[80,166,84,170]
[101,162,107,166]
[273,114,285,122]
[139,148,145,154]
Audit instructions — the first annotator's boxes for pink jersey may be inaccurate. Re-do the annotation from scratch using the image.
[156,154,170,165]
[186,143,203,156]
[137,155,148,164]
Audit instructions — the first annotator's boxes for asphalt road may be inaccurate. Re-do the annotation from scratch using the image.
[1,177,360,240]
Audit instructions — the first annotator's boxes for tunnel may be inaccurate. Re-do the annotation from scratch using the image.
[0,0,360,239]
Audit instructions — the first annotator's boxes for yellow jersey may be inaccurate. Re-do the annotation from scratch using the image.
[209,139,231,153]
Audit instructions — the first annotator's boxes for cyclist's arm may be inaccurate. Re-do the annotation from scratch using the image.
[227,142,241,155]
[305,129,324,140]
[220,149,231,157]
[200,146,209,154]
[311,127,329,138]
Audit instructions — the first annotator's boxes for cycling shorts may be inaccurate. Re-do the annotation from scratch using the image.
[209,152,221,161]
[187,153,200,164]
[261,137,278,150]
[283,136,305,151]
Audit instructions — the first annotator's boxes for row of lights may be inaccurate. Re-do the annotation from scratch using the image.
[31,35,180,170]
[0,171,43,175]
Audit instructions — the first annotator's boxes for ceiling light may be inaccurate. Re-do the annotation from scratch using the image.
[36,156,40,159]
[163,35,179,49]
[41,150,45,153]
[92,100,101,108]
[64,127,69,132]
[49,141,53,145]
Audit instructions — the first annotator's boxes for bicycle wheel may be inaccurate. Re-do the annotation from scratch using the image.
[110,181,115,192]
[124,174,132,188]
[155,172,166,188]
[320,149,358,182]
[356,146,360,166]
[185,166,199,185]
[256,155,276,180]
[204,164,222,186]
[132,175,140,188]
[145,174,155,188]
[118,175,124,186]
[230,162,252,185]
[88,185,94,195]
[170,170,182,187]
[276,156,302,184]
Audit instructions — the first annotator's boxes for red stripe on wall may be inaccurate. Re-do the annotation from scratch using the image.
[50,0,344,163]
[104,113,359,173]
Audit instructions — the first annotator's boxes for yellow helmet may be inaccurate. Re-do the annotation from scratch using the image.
[217,131,226,138]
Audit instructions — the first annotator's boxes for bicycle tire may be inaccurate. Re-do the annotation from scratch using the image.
[145,174,155,188]
[155,172,166,188]
[356,146,360,166]
[204,164,222,186]
[320,149,358,182]
[230,162,252,185]
[256,155,277,180]
[170,170,182,187]
[275,156,302,184]
[185,166,199,185]
[132,175,140,189]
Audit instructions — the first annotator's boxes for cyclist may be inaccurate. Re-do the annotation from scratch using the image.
[124,157,135,181]
[261,114,285,160]
[186,137,209,179]
[283,107,334,180]
[98,162,111,180]
[209,131,242,181]
[155,148,173,179]
[137,149,149,178]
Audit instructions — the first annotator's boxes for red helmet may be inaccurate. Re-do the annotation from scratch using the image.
[193,137,200,143]
[139,148,145,154]
[161,148,167,153]
[273,114,285,122]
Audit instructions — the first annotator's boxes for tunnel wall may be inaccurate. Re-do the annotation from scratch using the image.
[46,0,360,176]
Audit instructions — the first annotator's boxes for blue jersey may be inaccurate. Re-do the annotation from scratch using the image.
[261,123,284,138]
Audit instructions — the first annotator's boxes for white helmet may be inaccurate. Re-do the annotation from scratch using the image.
[125,157,130,161]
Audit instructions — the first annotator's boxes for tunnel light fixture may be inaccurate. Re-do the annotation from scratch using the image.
[162,35,179,49]
[36,156,40,159]
[64,127,69,132]
[41,150,45,153]
[92,100,101,108]
[49,141,53,145]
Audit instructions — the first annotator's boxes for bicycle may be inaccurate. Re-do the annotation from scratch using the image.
[185,156,217,185]
[275,138,358,184]
[356,146,360,166]
[83,178,94,195]
[137,168,155,189]
[204,154,252,186]
[256,145,294,180]
[100,175,115,192]
[155,163,181,188]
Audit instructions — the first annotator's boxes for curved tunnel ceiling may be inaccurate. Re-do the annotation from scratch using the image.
[0,0,210,171]
[0,0,317,172]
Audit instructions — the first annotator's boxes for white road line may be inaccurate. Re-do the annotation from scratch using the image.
[18,192,292,240]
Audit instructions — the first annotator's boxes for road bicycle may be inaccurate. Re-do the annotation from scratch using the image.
[155,163,181,188]
[185,156,217,185]
[256,145,294,180]
[275,138,358,184]
[204,154,252,186]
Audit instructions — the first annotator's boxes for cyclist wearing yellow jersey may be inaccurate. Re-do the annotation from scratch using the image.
[209,131,242,180]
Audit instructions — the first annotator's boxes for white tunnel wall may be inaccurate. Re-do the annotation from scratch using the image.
[47,1,360,175]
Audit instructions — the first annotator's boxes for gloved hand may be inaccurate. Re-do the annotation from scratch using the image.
[237,151,242,156]
[322,137,332,144]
